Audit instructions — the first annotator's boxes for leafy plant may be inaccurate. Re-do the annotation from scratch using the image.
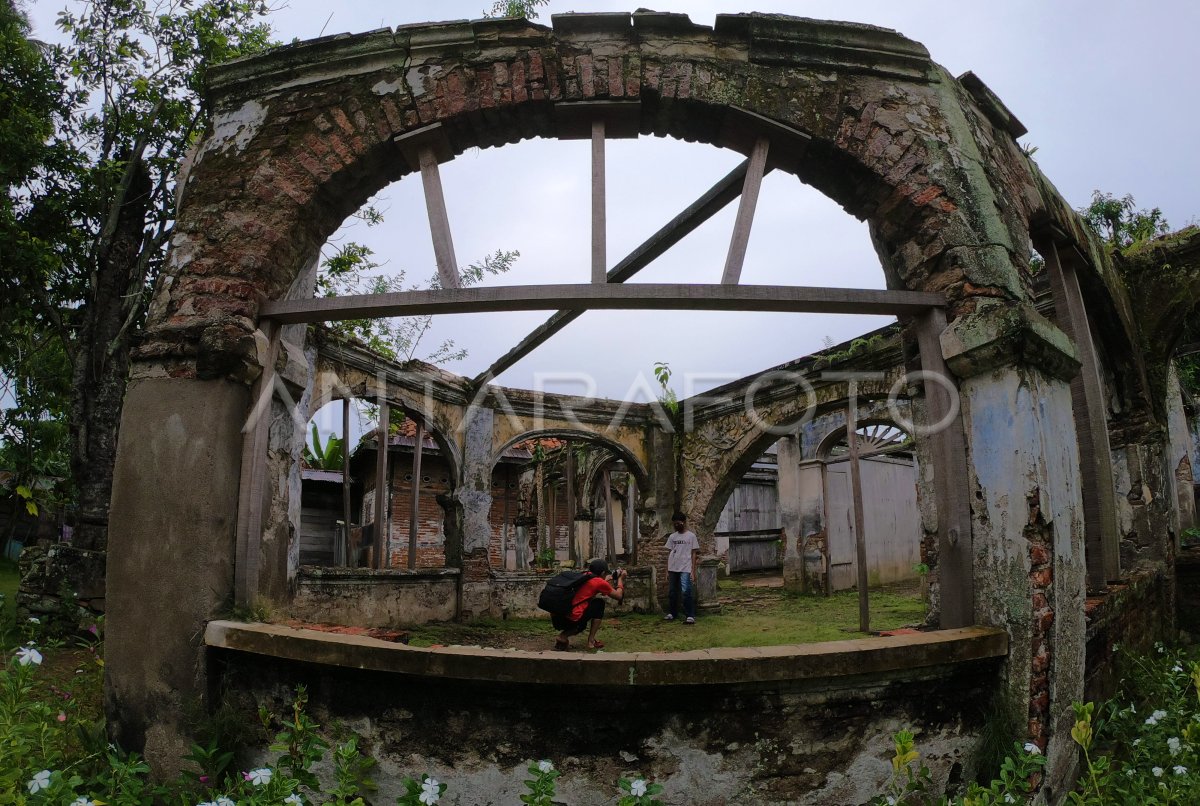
[304,424,345,471]
[618,775,665,805]
[1082,190,1170,249]
[521,759,559,805]
[396,773,446,805]
[653,362,679,417]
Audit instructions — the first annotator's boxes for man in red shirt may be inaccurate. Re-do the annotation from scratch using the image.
[553,558,626,651]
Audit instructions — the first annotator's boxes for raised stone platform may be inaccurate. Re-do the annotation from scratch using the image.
[205,620,1007,686]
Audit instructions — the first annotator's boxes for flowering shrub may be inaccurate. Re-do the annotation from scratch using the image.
[520,759,559,805]
[1063,643,1200,804]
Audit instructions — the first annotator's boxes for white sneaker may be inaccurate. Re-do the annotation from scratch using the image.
[685,617,695,625]
[664,614,674,621]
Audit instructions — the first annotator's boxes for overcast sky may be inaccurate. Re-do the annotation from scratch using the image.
[22,1,1200,440]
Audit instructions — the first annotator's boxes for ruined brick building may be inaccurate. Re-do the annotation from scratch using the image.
[97,10,1200,804]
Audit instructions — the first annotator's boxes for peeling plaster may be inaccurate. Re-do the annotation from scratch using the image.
[371,77,404,95]
[200,99,268,159]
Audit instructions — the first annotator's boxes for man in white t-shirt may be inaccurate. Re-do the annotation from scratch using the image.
[663,512,700,624]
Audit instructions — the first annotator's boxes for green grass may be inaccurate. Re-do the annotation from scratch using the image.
[404,578,926,652]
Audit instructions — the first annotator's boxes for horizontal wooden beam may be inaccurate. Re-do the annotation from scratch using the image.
[472,157,765,385]
[262,283,944,324]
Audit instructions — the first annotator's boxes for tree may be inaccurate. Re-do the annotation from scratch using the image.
[318,220,519,364]
[483,0,549,19]
[1082,190,1170,249]
[0,1,272,551]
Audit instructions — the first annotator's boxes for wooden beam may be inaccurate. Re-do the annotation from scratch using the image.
[846,397,870,633]
[234,320,281,607]
[262,283,944,324]
[418,144,461,290]
[592,119,607,284]
[373,403,390,570]
[721,136,770,285]
[916,308,974,628]
[1041,239,1121,584]
[471,159,764,385]
[407,417,424,570]
[341,397,352,567]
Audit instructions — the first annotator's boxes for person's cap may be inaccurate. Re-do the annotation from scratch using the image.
[671,512,686,522]
[587,558,609,576]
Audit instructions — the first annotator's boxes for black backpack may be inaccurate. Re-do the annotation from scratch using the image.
[537,571,592,616]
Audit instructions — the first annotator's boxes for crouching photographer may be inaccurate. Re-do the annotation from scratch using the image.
[552,558,626,651]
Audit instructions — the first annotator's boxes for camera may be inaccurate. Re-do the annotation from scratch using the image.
[610,568,623,585]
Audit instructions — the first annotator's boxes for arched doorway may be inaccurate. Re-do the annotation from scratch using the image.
[818,421,920,591]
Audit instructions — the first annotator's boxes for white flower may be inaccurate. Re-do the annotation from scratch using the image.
[216,798,236,806]
[537,760,554,773]
[28,616,40,624]
[1023,742,1041,755]
[70,799,96,806]
[246,768,271,786]
[1153,766,1164,777]
[419,777,441,805]
[1174,663,1184,673]
[27,770,52,794]
[1134,739,1142,747]
[1146,710,1168,726]
[1004,796,1016,804]
[16,646,43,666]
[630,779,648,797]
[886,798,897,806]
[284,796,304,805]
[1175,765,1188,775]
[1169,737,1182,756]
[1113,642,1121,653]
[196,802,217,806]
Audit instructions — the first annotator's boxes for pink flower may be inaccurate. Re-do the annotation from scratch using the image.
[199,775,209,784]
[57,712,66,722]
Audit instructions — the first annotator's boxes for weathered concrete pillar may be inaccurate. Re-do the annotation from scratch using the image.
[1166,364,1196,537]
[941,300,1086,794]
[777,436,803,589]
[456,405,494,617]
[105,376,247,770]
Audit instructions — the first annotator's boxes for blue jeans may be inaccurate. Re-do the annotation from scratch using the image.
[667,571,695,619]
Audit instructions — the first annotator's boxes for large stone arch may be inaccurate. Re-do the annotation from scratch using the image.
[139,12,1047,377]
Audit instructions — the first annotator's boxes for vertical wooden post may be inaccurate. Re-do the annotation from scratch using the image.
[565,443,577,566]
[603,467,616,565]
[234,320,280,608]
[1042,239,1120,585]
[626,473,637,564]
[341,397,352,567]
[502,464,511,569]
[418,144,462,290]
[721,136,770,285]
[917,308,974,628]
[591,119,607,284]
[373,403,390,570]
[846,388,870,633]
[407,417,424,570]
